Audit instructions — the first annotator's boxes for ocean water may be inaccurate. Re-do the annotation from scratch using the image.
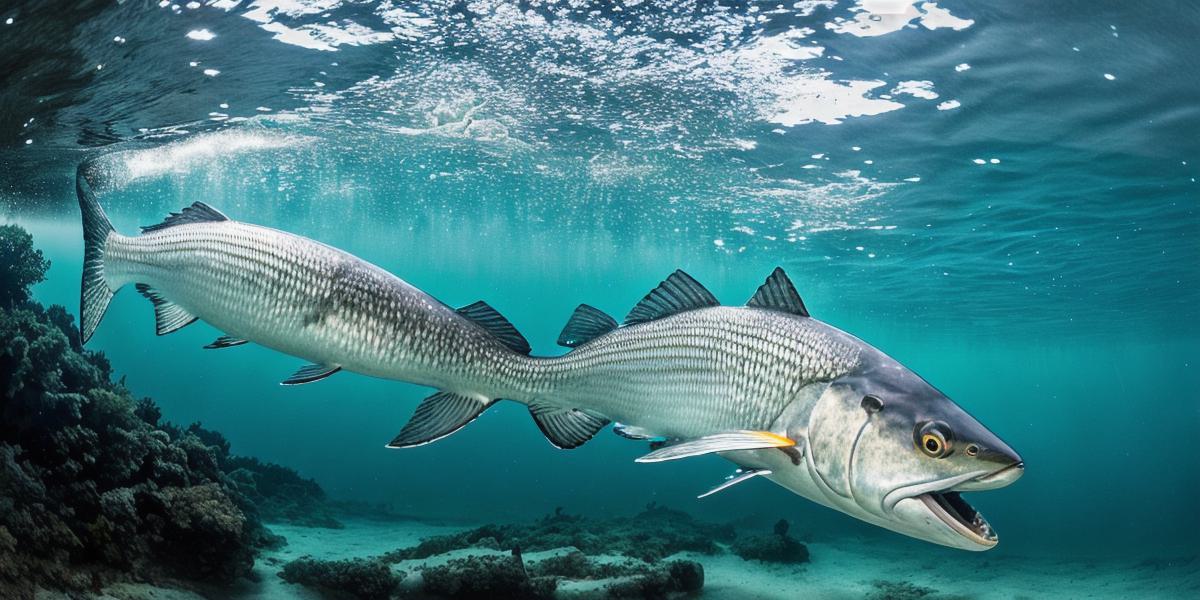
[2,1,1198,598]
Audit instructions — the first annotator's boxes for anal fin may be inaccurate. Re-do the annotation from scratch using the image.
[135,284,198,335]
[204,335,248,349]
[387,392,494,448]
[635,430,795,463]
[529,401,609,449]
[281,363,341,385]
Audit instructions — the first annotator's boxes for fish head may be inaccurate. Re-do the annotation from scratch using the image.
[773,347,1022,550]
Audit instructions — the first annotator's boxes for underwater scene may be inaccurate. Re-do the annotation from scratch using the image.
[1,1,1198,598]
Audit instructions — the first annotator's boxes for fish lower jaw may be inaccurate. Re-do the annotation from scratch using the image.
[918,491,997,547]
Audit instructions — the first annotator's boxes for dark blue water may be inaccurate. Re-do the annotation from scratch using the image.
[3,0,1198,590]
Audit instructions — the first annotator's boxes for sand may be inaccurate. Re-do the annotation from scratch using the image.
[78,516,1197,599]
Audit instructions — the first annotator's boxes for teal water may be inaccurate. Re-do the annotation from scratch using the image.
[2,0,1199,587]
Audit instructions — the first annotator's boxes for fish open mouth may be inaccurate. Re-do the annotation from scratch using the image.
[919,491,996,546]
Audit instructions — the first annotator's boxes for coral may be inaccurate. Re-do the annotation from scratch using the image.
[0,225,49,309]
[226,454,341,528]
[420,554,556,600]
[730,519,809,564]
[279,556,403,600]
[0,225,329,596]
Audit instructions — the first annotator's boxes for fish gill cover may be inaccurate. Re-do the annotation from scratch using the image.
[0,1,1199,599]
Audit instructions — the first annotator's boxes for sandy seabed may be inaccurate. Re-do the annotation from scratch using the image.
[57,517,1199,600]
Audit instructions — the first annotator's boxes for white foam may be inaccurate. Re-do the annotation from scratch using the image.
[825,1,973,37]
[936,99,961,110]
[186,29,215,41]
[1104,73,1116,80]
[955,62,971,72]
[918,2,974,31]
[892,80,939,100]
[769,79,904,126]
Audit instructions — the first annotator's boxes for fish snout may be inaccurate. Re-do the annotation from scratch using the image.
[956,459,1024,491]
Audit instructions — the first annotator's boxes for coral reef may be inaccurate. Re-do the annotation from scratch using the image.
[0,224,49,309]
[279,556,404,600]
[385,504,734,564]
[0,225,331,598]
[730,518,810,564]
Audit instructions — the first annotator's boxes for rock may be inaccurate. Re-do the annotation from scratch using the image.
[603,559,705,599]
[278,556,403,600]
[730,532,810,564]
[385,505,733,564]
[420,555,556,600]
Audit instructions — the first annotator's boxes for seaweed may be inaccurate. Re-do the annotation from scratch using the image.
[0,225,329,597]
[279,556,404,600]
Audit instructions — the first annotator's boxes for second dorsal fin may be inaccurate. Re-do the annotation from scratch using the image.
[141,202,229,233]
[624,270,719,326]
[556,304,617,348]
[457,301,531,355]
[746,267,809,317]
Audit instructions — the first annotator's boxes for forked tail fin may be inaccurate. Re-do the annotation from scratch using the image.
[77,161,116,344]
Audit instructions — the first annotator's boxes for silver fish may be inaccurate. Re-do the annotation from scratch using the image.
[79,171,1021,550]
[531,269,1023,550]
[78,172,537,442]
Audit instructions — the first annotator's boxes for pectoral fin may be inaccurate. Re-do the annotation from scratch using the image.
[204,335,248,349]
[634,430,795,463]
[698,468,772,499]
[281,363,341,385]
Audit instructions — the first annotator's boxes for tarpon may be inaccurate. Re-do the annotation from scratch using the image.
[78,169,1022,550]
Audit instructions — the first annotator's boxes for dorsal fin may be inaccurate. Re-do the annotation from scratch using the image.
[457,301,531,355]
[746,267,809,317]
[624,270,719,326]
[556,304,617,348]
[141,202,229,233]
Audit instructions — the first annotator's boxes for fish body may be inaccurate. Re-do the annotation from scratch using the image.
[524,306,861,439]
[78,176,530,402]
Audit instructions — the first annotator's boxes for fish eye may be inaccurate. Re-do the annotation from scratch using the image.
[966,443,979,456]
[915,421,953,458]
